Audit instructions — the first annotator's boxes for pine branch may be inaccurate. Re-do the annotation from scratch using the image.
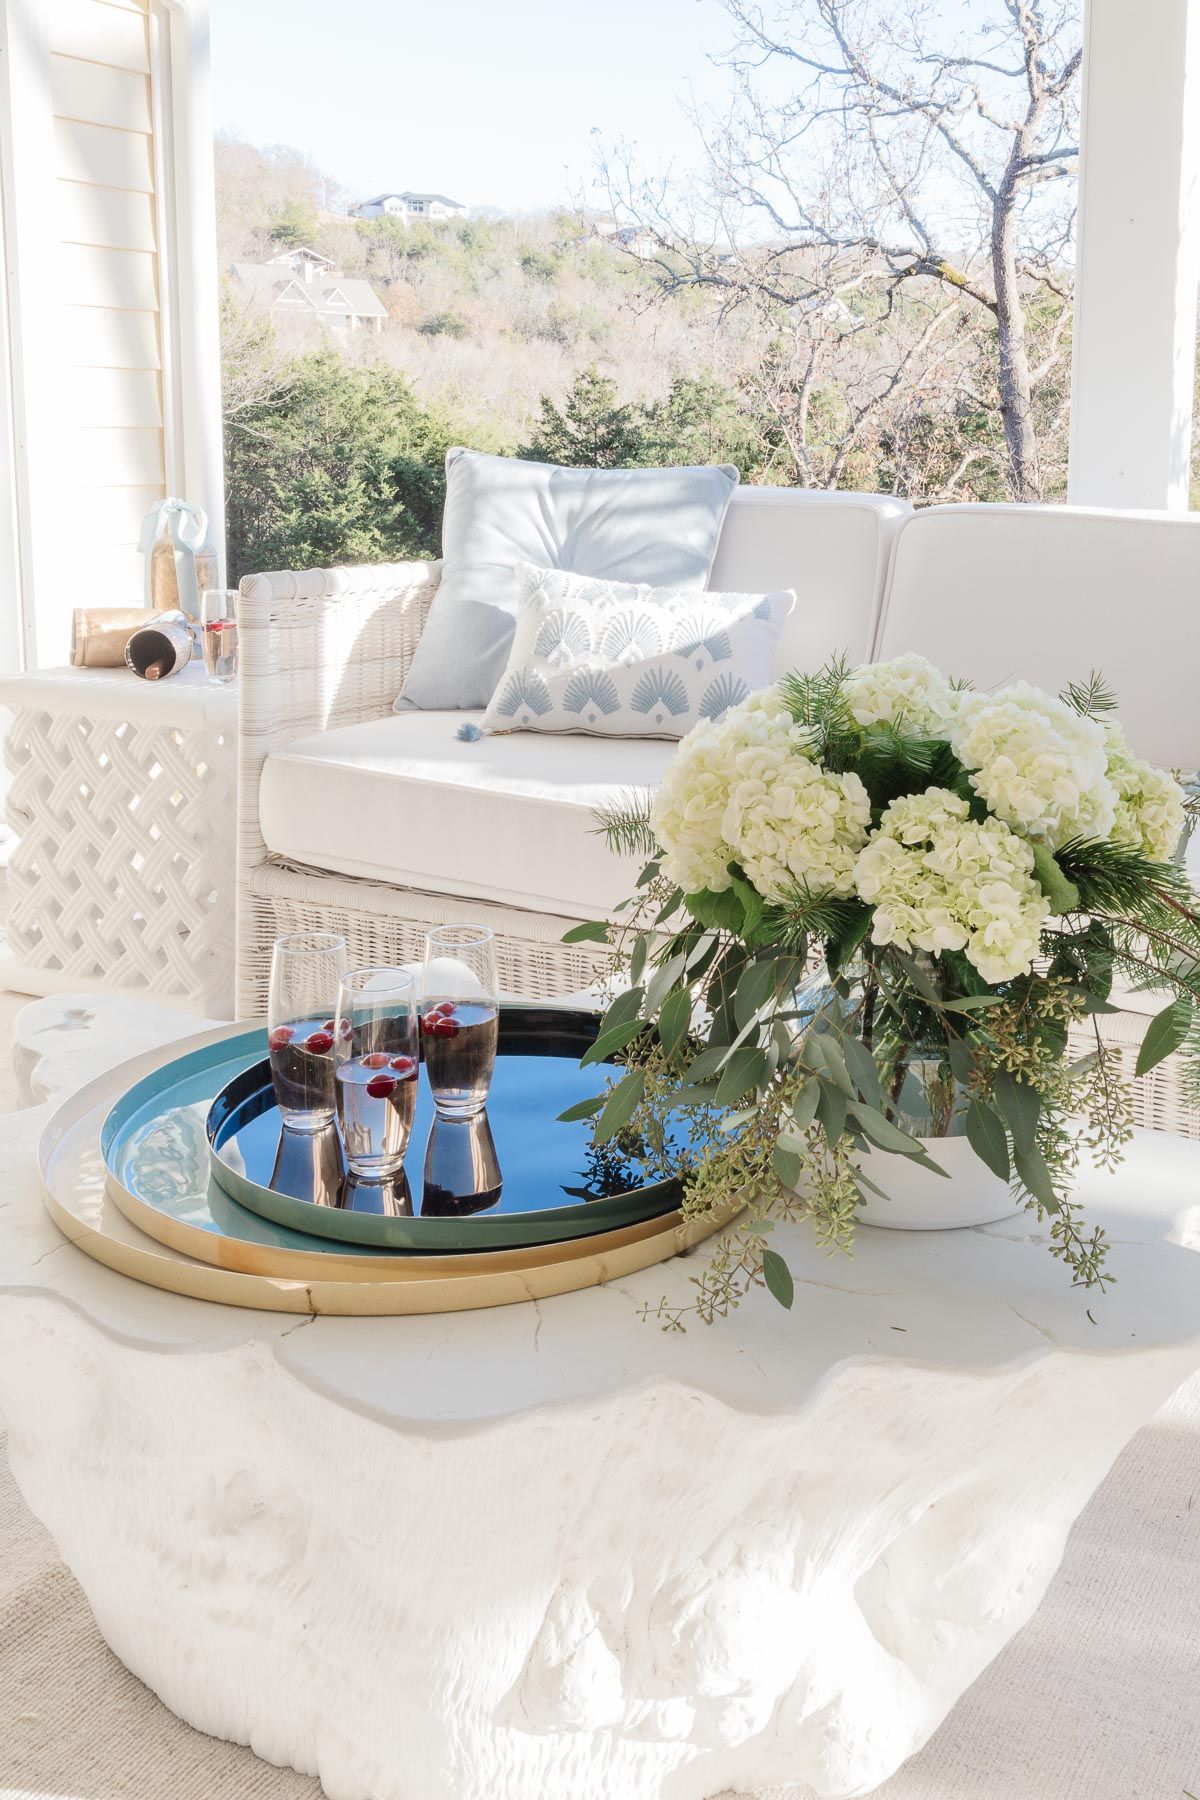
[777,655,858,768]
[592,790,657,860]
[1059,671,1118,717]
[759,884,865,954]
[1054,837,1200,925]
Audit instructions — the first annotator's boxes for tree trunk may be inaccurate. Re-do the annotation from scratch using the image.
[990,183,1042,502]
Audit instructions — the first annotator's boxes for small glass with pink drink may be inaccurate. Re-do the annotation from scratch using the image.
[200,588,239,684]
[421,925,499,1118]
[334,967,421,1178]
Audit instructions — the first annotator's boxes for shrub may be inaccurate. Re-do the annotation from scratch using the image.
[420,309,470,339]
[223,346,456,582]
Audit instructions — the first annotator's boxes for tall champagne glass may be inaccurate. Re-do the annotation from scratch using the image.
[421,925,499,1118]
[200,588,239,685]
[334,967,420,1178]
[267,932,348,1130]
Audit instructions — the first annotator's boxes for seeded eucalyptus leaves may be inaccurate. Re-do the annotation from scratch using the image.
[562,658,1200,1326]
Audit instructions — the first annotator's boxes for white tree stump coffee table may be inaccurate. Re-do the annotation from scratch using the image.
[2,998,1200,1800]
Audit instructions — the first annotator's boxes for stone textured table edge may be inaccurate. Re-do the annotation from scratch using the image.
[1,998,1199,1800]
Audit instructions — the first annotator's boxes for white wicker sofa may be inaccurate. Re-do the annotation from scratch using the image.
[236,490,1200,1133]
[235,486,909,1014]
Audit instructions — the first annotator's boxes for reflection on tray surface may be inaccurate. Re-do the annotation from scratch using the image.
[421,1113,503,1217]
[270,1122,343,1208]
[561,1136,662,1202]
[126,1107,211,1206]
[341,1169,414,1217]
[209,1049,686,1221]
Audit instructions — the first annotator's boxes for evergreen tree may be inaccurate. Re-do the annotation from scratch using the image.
[223,348,452,584]
[643,375,762,479]
[269,198,319,248]
[522,366,762,475]
[522,366,651,468]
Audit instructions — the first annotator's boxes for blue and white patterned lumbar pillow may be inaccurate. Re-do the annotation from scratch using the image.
[481,564,795,739]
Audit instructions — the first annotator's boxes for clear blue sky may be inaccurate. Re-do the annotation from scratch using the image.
[209,0,731,212]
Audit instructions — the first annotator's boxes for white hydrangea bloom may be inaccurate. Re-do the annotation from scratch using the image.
[1103,722,1187,863]
[722,745,872,901]
[844,652,960,735]
[853,788,1051,985]
[950,682,1115,849]
[650,687,813,895]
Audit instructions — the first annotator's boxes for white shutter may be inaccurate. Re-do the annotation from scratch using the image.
[0,0,223,668]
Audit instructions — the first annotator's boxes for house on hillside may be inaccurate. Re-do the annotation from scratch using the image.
[613,224,664,259]
[231,250,388,334]
[266,246,336,280]
[354,191,468,224]
[574,215,662,259]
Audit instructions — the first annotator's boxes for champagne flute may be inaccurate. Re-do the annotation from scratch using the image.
[267,932,348,1130]
[421,925,499,1118]
[200,588,239,685]
[334,967,421,1178]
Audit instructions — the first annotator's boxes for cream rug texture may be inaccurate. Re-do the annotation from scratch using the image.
[2,1377,1199,1800]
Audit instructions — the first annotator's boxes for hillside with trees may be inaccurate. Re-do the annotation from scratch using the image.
[219,149,1028,583]
[216,0,1199,585]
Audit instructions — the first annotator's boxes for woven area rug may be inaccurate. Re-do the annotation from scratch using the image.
[2,1378,1199,1800]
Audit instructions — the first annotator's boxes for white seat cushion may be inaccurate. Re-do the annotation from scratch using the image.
[259,711,675,918]
[709,487,911,676]
[875,505,1200,771]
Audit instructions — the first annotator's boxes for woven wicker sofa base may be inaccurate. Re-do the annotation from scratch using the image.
[240,863,1197,1138]
[239,858,609,1016]
[1068,1015,1199,1140]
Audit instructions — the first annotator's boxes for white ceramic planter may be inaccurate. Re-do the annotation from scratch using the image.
[854,1135,1026,1231]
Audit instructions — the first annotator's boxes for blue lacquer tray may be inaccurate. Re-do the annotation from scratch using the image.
[101,1011,687,1258]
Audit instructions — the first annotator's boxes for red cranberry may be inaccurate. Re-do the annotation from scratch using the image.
[338,1018,353,1040]
[305,1030,334,1054]
[365,1074,396,1099]
[390,1055,416,1074]
[362,1051,390,1069]
[435,1001,457,1017]
[322,1019,335,1033]
[268,1026,294,1051]
[420,1012,439,1035]
[433,1017,460,1038]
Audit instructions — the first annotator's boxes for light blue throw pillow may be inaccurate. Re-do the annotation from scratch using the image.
[397,448,740,711]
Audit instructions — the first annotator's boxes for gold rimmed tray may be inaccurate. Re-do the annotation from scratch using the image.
[40,1025,728,1315]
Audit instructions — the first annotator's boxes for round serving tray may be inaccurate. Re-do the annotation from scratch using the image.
[43,1025,727,1315]
[200,1008,685,1252]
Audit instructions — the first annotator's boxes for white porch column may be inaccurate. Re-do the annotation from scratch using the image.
[1068,0,1200,511]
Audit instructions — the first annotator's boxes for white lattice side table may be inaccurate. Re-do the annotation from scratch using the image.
[0,665,237,1015]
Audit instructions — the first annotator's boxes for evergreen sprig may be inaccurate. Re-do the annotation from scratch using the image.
[760,886,867,954]
[593,790,657,860]
[1060,671,1118,718]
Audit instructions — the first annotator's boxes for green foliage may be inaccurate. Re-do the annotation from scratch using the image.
[269,197,319,247]
[1060,672,1118,718]
[520,365,764,475]
[223,346,453,583]
[419,309,469,338]
[519,246,562,283]
[593,791,657,861]
[578,653,1200,1324]
[521,365,650,468]
[641,375,764,478]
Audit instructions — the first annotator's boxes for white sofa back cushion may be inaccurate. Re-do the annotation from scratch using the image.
[874,505,1200,772]
[708,487,911,677]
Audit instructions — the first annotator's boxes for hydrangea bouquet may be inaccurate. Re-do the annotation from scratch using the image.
[563,656,1200,1323]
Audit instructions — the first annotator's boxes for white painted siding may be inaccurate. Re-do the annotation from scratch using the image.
[0,0,222,668]
[50,0,165,617]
